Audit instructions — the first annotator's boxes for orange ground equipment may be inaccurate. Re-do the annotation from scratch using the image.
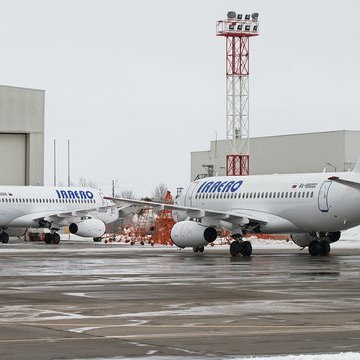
[151,191,175,245]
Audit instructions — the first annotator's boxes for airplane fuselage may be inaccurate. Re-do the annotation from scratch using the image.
[176,172,360,234]
[0,186,117,229]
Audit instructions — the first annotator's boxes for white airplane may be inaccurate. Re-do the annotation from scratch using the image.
[106,164,360,257]
[0,186,119,244]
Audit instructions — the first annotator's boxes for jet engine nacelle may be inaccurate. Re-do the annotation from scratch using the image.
[291,231,341,247]
[170,221,217,248]
[290,233,317,247]
[69,219,106,238]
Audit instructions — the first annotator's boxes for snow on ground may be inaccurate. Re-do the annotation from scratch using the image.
[341,225,360,240]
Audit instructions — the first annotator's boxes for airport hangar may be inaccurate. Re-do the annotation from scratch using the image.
[191,130,360,180]
[0,84,44,186]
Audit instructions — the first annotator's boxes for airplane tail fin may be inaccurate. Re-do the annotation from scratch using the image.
[353,158,360,173]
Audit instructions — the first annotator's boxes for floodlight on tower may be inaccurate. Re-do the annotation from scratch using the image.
[216,11,259,176]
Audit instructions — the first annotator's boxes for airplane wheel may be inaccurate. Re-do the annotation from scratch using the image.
[320,239,330,255]
[44,233,52,244]
[193,247,199,253]
[241,241,252,257]
[308,240,321,256]
[230,241,241,257]
[93,237,102,242]
[52,233,60,244]
[198,246,204,253]
[328,231,341,242]
[0,233,9,243]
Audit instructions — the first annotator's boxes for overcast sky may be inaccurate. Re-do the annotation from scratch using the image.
[1,0,360,196]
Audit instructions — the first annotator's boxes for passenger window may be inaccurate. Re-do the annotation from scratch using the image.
[298,192,301,198]
[311,192,314,198]
[306,191,309,198]
[265,192,268,198]
[289,192,292,198]
[302,192,305,198]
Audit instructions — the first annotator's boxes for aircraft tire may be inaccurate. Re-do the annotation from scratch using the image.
[44,233,52,244]
[193,247,199,253]
[308,240,322,256]
[241,241,252,257]
[199,246,204,253]
[93,237,102,242]
[0,233,9,243]
[230,241,241,257]
[52,233,60,244]
[320,239,330,255]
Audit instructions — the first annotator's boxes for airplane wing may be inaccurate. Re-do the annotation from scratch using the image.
[328,176,360,191]
[6,204,123,228]
[104,196,268,227]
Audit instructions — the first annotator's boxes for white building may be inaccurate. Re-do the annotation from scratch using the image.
[0,85,44,185]
[191,130,360,180]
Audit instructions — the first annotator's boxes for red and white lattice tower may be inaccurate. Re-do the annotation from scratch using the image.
[216,12,259,176]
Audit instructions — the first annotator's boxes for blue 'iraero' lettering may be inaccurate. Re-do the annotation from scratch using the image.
[209,181,222,193]
[231,180,243,192]
[86,191,94,199]
[222,181,235,192]
[195,180,244,194]
[202,181,214,193]
[197,182,207,193]
[217,181,227,192]
[56,189,94,200]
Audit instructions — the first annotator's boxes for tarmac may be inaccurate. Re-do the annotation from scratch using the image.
[1,239,360,359]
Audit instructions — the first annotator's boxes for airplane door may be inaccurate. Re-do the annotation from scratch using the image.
[184,182,198,207]
[318,181,332,212]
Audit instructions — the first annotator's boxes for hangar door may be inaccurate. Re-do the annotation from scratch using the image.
[0,134,26,185]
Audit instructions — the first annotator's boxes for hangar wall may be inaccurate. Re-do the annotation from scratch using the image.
[191,130,360,181]
[0,85,44,185]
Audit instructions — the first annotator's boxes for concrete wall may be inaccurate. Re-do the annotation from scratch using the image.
[191,131,360,181]
[0,85,44,185]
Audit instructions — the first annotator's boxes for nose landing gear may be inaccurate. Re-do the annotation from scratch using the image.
[308,239,331,256]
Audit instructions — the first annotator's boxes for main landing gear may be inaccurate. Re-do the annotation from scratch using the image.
[308,239,331,256]
[44,232,60,244]
[230,237,252,257]
[0,232,9,243]
[193,246,204,253]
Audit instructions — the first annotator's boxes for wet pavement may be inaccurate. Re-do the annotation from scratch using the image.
[1,240,360,359]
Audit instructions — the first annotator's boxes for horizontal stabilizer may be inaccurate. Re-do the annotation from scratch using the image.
[329,176,360,191]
